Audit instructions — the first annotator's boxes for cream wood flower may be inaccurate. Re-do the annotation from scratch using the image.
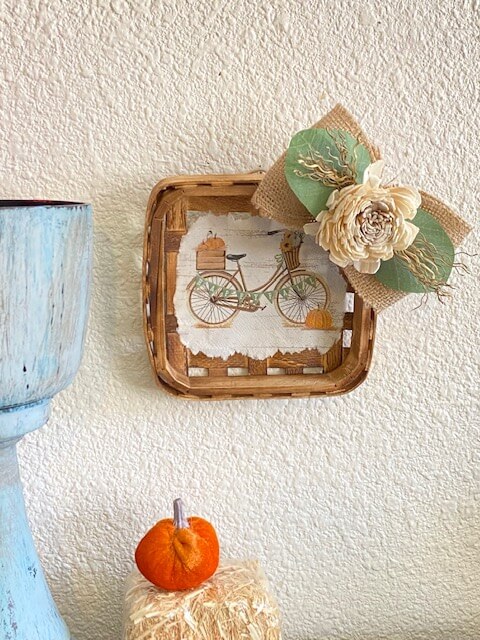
[304,160,421,274]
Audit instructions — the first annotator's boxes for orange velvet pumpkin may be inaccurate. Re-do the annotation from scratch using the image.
[305,307,333,329]
[135,499,220,591]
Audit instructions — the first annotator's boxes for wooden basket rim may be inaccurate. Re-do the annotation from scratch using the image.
[143,172,376,400]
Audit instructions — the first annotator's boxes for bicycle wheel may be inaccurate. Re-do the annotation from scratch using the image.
[188,272,242,326]
[274,270,330,325]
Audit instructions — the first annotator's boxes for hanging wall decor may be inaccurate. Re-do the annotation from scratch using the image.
[143,173,375,399]
[143,105,471,400]
[253,104,472,311]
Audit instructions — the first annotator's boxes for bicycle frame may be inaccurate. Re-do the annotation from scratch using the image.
[208,256,306,314]
[189,240,329,325]
[222,259,288,294]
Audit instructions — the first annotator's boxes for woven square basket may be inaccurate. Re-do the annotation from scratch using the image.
[143,172,376,399]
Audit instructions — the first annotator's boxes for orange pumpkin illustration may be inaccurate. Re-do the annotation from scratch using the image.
[135,498,220,591]
[197,232,225,251]
[305,307,333,329]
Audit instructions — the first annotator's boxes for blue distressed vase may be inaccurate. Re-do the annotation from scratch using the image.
[0,201,92,640]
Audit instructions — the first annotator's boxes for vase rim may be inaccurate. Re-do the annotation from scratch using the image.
[0,200,89,208]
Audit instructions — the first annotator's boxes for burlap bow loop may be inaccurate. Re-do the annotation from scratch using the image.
[252,104,471,312]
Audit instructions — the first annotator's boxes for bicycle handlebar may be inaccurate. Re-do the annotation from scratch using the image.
[267,229,305,236]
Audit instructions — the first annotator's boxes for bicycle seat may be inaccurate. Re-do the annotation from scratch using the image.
[226,253,246,261]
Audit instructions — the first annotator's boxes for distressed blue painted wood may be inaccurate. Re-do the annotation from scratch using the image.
[0,201,92,640]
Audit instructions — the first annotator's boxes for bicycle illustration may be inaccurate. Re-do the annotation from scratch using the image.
[187,229,330,327]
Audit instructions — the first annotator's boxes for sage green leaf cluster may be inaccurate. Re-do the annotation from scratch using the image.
[285,128,372,217]
[284,128,455,294]
[375,209,455,293]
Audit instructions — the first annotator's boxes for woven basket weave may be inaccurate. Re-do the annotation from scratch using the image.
[143,172,376,399]
[283,246,300,271]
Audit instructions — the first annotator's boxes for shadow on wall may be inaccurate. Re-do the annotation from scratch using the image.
[56,565,124,640]
[48,502,140,640]
[90,176,158,392]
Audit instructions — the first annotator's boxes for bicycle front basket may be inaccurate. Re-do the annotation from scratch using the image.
[283,246,300,270]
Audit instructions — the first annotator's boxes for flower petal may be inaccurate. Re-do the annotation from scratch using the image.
[388,186,421,219]
[326,190,339,208]
[315,209,328,221]
[363,160,385,188]
[304,221,321,236]
[328,252,351,268]
[393,220,419,251]
[353,258,382,274]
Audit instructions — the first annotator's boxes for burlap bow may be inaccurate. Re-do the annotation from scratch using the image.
[252,104,472,312]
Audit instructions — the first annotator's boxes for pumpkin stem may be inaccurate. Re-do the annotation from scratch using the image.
[173,498,190,529]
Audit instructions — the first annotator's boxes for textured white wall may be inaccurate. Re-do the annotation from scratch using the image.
[1,1,479,638]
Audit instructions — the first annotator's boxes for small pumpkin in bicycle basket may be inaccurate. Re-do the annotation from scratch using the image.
[196,232,226,270]
[280,231,303,271]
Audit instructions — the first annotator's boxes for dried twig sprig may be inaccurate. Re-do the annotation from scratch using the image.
[294,129,361,189]
[395,233,454,301]
[410,257,471,309]
[453,250,477,276]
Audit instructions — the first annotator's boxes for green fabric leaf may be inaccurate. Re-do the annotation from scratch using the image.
[374,209,454,293]
[285,128,372,217]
